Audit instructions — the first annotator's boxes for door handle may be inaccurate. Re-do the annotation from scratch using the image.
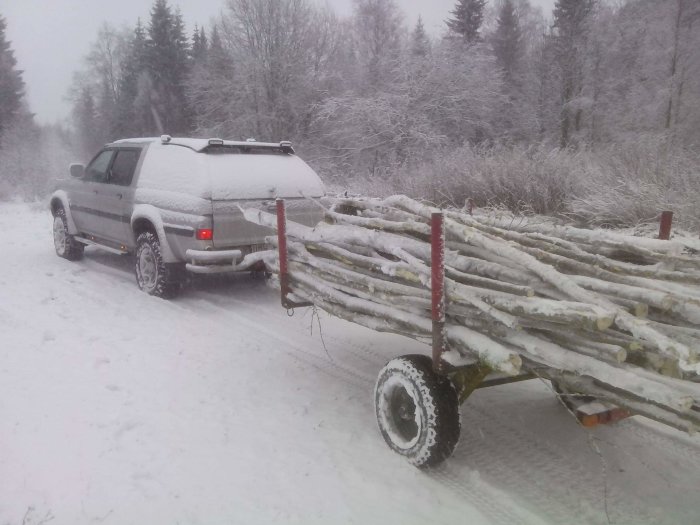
[116,193,123,200]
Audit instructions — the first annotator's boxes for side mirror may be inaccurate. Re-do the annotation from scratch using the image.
[69,163,85,178]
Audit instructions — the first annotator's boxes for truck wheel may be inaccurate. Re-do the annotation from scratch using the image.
[52,207,84,261]
[375,354,461,468]
[135,231,181,299]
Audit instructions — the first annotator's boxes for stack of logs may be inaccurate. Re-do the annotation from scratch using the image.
[242,195,700,433]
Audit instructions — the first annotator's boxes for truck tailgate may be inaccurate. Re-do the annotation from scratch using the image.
[212,198,323,249]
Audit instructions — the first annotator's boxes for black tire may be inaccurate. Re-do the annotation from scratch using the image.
[52,207,84,261]
[375,354,461,468]
[134,231,182,298]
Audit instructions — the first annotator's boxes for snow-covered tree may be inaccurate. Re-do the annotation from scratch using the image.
[144,0,192,134]
[492,0,522,85]
[0,15,25,137]
[552,0,596,147]
[353,0,404,91]
[115,19,149,137]
[410,17,431,58]
[191,25,208,62]
[446,0,487,44]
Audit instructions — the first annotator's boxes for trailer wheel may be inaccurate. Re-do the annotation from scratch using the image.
[375,354,460,468]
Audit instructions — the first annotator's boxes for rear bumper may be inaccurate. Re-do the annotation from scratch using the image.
[185,248,242,274]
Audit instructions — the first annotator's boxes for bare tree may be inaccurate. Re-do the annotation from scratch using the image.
[198,0,345,140]
[352,0,404,91]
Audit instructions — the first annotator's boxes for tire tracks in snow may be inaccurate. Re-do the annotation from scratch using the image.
[193,285,397,368]
[457,402,660,525]
[425,464,544,525]
[614,418,700,468]
[186,289,548,525]
[175,296,375,393]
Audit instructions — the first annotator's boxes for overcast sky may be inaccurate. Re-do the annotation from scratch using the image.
[3,0,554,124]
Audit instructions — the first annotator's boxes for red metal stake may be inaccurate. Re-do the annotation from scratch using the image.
[431,211,447,374]
[658,211,673,240]
[276,198,312,310]
[276,198,291,307]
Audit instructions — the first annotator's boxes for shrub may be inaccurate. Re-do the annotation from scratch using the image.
[321,135,700,231]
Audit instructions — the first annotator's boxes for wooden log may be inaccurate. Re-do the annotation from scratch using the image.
[446,241,532,275]
[570,275,674,311]
[547,372,700,433]
[497,330,695,412]
[540,331,628,364]
[288,269,523,375]
[473,212,684,257]
[445,266,535,297]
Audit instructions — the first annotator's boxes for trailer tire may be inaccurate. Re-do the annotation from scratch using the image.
[375,354,460,468]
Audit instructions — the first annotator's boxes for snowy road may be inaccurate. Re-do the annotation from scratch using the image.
[1,203,699,525]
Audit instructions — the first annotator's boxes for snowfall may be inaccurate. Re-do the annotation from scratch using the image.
[1,202,699,525]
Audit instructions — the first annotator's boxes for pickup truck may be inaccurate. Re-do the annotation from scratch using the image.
[50,136,325,298]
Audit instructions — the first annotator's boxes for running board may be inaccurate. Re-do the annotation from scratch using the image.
[74,236,129,255]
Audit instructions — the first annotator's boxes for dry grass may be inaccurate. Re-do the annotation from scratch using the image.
[323,135,700,231]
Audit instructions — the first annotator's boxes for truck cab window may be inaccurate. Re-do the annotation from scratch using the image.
[109,149,140,186]
[85,150,114,183]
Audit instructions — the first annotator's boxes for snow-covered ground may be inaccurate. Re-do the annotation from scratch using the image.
[1,202,699,525]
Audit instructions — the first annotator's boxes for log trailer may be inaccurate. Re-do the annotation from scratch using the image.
[272,199,651,468]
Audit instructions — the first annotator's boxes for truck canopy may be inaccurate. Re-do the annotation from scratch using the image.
[134,139,325,202]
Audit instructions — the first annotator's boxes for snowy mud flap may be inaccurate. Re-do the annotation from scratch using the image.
[374,355,461,468]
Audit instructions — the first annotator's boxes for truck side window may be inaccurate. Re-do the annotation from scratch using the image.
[85,150,114,183]
[109,149,140,186]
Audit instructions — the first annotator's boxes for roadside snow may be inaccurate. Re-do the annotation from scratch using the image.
[1,203,699,525]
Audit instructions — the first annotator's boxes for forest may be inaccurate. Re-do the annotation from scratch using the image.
[0,0,699,228]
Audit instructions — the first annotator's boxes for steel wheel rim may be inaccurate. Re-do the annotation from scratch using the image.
[53,216,66,255]
[378,376,421,449]
[138,245,158,290]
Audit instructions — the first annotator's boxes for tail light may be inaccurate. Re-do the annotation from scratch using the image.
[196,228,213,241]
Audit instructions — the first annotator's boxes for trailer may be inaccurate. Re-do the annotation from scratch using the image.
[271,199,650,468]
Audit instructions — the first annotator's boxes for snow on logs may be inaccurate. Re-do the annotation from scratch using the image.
[241,197,700,432]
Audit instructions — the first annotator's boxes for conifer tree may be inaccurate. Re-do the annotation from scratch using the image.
[446,0,487,44]
[207,26,229,73]
[552,0,596,147]
[116,19,148,136]
[0,15,25,137]
[73,87,102,156]
[492,0,523,85]
[411,16,430,58]
[187,24,236,135]
[144,0,192,134]
[191,25,208,62]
